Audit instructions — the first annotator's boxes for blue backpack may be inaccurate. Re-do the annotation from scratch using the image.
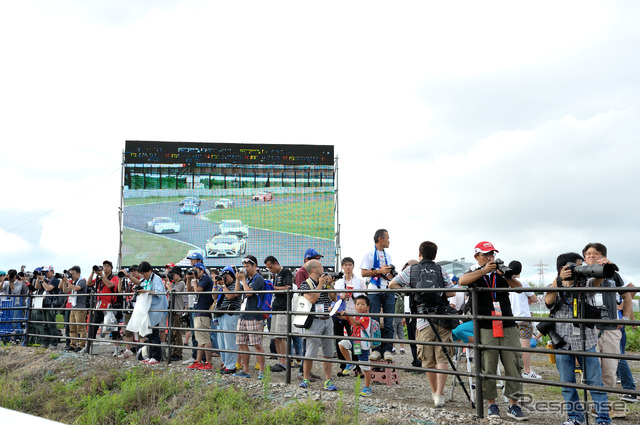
[257,279,275,319]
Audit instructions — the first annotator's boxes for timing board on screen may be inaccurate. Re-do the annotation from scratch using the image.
[120,141,336,269]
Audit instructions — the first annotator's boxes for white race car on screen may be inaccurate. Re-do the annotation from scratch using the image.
[206,235,247,258]
[219,219,249,239]
[146,217,181,234]
[214,198,234,209]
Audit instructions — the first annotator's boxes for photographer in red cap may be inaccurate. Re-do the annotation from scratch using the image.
[459,241,526,421]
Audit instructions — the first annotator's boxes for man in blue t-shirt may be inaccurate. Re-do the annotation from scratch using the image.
[233,255,266,379]
[187,263,214,370]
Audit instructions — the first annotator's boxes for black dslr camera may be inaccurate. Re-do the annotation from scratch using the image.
[388,265,398,279]
[325,271,344,280]
[536,321,566,349]
[494,258,514,278]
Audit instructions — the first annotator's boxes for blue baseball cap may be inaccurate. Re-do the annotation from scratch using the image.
[451,275,459,283]
[187,251,204,261]
[220,265,236,279]
[304,248,323,260]
[193,263,206,271]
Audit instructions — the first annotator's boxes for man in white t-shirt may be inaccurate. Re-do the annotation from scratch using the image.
[359,228,395,361]
[507,260,541,379]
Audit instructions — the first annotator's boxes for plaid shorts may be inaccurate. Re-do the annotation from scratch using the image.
[236,319,264,346]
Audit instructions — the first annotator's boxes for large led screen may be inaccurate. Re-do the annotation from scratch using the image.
[121,141,336,268]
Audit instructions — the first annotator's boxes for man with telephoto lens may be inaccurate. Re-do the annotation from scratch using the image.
[544,252,610,425]
[582,242,632,419]
[388,241,454,408]
[34,265,61,348]
[60,266,88,352]
[458,241,526,421]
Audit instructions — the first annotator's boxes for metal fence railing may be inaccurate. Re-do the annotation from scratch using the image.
[2,284,639,419]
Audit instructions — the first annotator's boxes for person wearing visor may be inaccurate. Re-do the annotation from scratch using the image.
[459,241,526,421]
[233,255,266,379]
[213,266,241,374]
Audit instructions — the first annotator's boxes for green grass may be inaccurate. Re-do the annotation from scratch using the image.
[204,200,334,240]
[0,357,355,425]
[122,228,196,266]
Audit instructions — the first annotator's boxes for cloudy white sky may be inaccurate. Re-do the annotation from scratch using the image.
[1,1,639,285]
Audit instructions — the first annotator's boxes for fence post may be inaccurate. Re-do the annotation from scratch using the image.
[471,285,484,418]
[285,288,292,385]
[167,291,175,364]
[24,293,33,346]
[86,292,95,351]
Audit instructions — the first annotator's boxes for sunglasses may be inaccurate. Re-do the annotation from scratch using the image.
[242,258,256,265]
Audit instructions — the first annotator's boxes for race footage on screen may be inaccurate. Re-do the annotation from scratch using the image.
[121,141,335,268]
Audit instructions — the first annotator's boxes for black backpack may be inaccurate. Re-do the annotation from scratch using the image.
[409,261,446,310]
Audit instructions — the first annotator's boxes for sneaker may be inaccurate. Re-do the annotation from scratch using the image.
[144,358,160,365]
[488,403,500,419]
[258,373,265,380]
[360,387,373,397]
[119,349,134,359]
[270,364,286,372]
[400,348,405,355]
[112,347,120,357]
[74,347,84,353]
[369,351,381,361]
[255,363,260,370]
[236,362,243,370]
[64,345,75,352]
[187,361,202,370]
[621,394,638,403]
[324,379,337,391]
[198,362,213,370]
[522,371,542,380]
[433,393,445,408]
[182,358,196,365]
[561,419,585,425]
[221,368,236,375]
[299,379,310,389]
[383,351,393,361]
[233,371,251,378]
[336,369,350,377]
[343,364,355,372]
[506,404,527,421]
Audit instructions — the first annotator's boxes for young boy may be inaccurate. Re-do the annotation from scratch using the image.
[337,295,373,396]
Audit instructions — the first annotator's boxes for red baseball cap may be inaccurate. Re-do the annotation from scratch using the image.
[165,263,175,268]
[474,241,498,254]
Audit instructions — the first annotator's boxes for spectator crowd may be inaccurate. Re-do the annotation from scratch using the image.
[1,232,638,425]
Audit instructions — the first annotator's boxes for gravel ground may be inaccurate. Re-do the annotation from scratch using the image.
[21,337,640,425]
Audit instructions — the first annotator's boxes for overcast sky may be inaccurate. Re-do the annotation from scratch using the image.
[1,1,639,285]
